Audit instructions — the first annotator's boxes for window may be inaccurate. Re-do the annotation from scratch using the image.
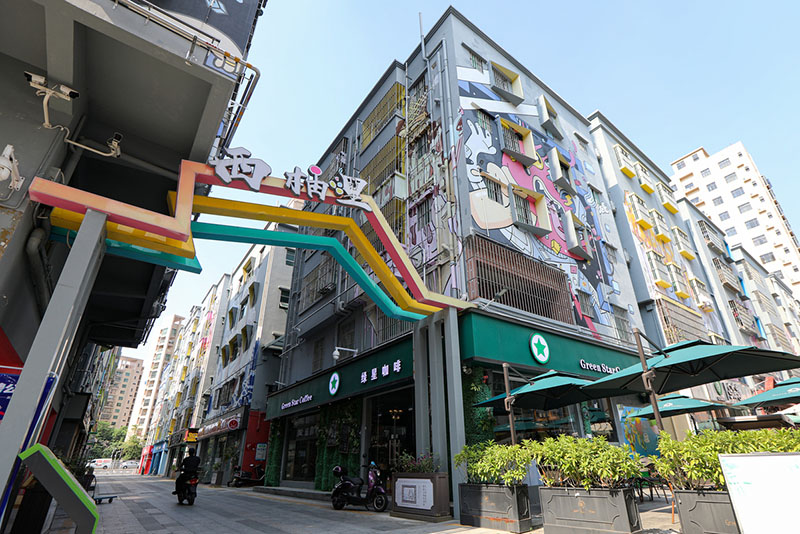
[279,287,290,309]
[761,253,776,263]
[501,124,523,153]
[486,178,504,204]
[690,197,700,204]
[116,402,122,407]
[713,197,724,206]
[719,158,731,169]
[776,230,782,235]
[312,338,324,373]
[612,305,633,344]
[513,194,533,226]
[707,182,717,191]
[745,218,760,229]
[468,49,485,72]
[701,168,711,177]
[768,213,774,219]
[476,109,494,132]
[724,172,737,183]
[785,247,791,254]
[692,153,699,161]
[576,291,594,318]
[753,235,767,246]
[492,66,513,93]
[719,211,730,221]
[285,248,296,266]
[726,227,737,236]
[731,187,744,198]
[685,182,695,190]
[738,203,752,213]
[605,245,618,264]
[676,160,686,170]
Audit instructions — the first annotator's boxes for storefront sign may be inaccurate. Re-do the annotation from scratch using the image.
[395,478,434,510]
[184,428,198,443]
[197,407,246,440]
[460,313,640,378]
[0,367,21,421]
[578,359,621,375]
[266,338,413,419]
[168,431,183,448]
[255,443,268,461]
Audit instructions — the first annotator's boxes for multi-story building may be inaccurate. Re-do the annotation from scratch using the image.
[127,314,183,440]
[99,355,143,429]
[669,142,800,288]
[769,275,800,360]
[0,0,264,524]
[268,7,649,501]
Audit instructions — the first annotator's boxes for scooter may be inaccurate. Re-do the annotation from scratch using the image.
[176,472,199,505]
[330,462,388,512]
[228,463,266,487]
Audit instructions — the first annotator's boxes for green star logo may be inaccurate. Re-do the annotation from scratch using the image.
[530,334,550,365]
[328,371,340,396]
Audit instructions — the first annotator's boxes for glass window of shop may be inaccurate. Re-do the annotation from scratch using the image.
[367,388,415,473]
[284,413,319,481]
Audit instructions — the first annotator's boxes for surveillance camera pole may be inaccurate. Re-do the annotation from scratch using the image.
[502,363,517,445]
[634,328,664,432]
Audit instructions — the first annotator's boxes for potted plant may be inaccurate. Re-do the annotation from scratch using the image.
[389,452,450,521]
[527,435,643,534]
[652,429,800,534]
[454,441,533,533]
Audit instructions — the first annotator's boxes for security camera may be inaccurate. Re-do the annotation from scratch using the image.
[24,71,45,85]
[112,132,123,143]
[56,84,79,99]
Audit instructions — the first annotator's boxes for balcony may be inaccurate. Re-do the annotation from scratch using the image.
[647,251,671,289]
[614,144,636,178]
[656,182,679,214]
[671,226,696,260]
[635,162,655,194]
[548,147,576,194]
[714,258,741,291]
[689,278,714,311]
[630,194,653,229]
[668,263,691,299]
[729,299,758,335]
[698,220,726,254]
[650,209,671,242]
[498,119,539,168]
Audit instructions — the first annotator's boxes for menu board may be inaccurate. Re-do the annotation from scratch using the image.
[719,453,800,533]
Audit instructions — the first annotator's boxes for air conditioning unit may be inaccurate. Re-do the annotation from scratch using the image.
[318,282,335,295]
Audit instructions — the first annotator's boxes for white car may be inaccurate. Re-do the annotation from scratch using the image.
[87,458,112,469]
[120,460,139,469]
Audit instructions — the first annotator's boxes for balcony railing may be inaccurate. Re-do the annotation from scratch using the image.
[698,221,726,254]
[656,182,678,214]
[614,144,636,178]
[650,209,671,242]
[671,226,696,260]
[630,195,653,229]
[715,258,741,291]
[668,263,690,299]
[689,278,714,311]
[729,299,758,334]
[646,251,671,289]
[635,162,655,194]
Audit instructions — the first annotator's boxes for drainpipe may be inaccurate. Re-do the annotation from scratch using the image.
[26,228,51,317]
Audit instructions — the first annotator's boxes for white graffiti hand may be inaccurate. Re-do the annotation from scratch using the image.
[465,119,496,164]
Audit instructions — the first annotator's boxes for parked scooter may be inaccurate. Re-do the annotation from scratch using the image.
[228,463,266,487]
[330,462,388,512]
[176,474,199,505]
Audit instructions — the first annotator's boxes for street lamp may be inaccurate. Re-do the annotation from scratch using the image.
[332,347,357,362]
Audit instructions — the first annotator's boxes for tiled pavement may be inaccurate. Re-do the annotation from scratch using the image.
[44,473,680,533]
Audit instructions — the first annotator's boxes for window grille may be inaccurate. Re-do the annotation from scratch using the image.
[492,66,513,93]
[514,194,533,226]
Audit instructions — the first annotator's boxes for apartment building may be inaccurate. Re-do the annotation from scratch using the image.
[99,355,144,429]
[670,143,800,288]
[268,7,649,499]
[127,315,183,440]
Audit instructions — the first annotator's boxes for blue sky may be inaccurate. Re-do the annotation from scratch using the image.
[125,0,800,358]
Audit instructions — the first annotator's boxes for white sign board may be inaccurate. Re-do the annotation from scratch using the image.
[394,478,434,510]
[719,453,800,534]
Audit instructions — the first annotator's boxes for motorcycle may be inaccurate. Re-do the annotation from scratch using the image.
[330,462,388,512]
[176,472,199,505]
[228,463,266,487]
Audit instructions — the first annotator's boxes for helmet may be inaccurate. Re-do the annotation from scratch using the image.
[332,465,344,478]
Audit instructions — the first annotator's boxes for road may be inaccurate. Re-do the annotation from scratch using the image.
[88,473,499,534]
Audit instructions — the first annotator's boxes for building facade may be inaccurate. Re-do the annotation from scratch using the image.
[669,142,800,288]
[99,355,143,429]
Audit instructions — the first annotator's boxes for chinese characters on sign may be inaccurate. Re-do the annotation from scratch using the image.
[212,147,372,212]
[360,359,402,384]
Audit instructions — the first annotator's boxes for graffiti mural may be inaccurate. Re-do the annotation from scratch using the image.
[459,80,619,331]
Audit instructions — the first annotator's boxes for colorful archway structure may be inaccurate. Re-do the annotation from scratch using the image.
[29,149,474,322]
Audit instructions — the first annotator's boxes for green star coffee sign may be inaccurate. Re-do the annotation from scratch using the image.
[529,333,550,365]
[328,371,340,396]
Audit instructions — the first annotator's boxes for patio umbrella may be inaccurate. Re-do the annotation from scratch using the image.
[733,377,800,409]
[624,394,728,420]
[584,341,800,396]
[475,370,600,411]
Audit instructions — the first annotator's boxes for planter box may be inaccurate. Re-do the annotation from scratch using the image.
[539,486,642,534]
[459,483,532,533]
[390,472,450,521]
[212,471,224,486]
[674,490,739,534]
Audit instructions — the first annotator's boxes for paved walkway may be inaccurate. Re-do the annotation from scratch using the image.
[45,472,680,533]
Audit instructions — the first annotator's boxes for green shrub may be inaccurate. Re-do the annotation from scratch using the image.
[652,429,800,491]
[525,435,640,490]
[393,452,438,473]
[454,441,532,486]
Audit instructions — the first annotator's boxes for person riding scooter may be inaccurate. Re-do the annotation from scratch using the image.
[172,448,201,496]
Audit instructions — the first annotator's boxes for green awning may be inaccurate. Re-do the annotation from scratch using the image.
[624,394,728,420]
[475,370,601,411]
[733,377,800,409]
